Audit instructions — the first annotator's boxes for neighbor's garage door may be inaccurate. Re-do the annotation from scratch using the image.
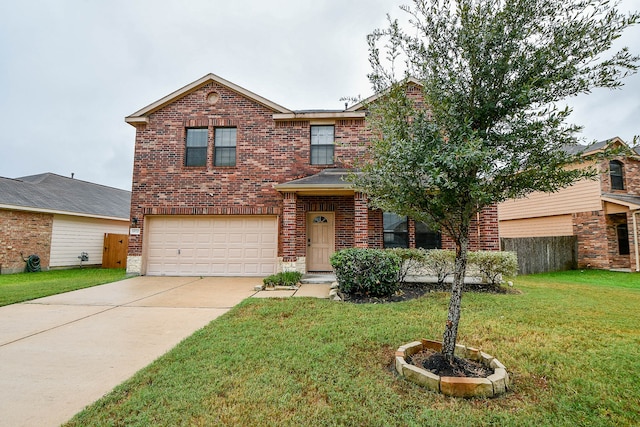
[145,216,277,276]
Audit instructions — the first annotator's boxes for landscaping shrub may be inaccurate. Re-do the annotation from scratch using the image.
[263,271,303,287]
[387,248,428,285]
[467,251,518,286]
[330,248,401,297]
[424,249,456,285]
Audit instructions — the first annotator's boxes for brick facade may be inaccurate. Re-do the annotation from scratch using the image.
[571,154,640,270]
[126,75,501,274]
[0,210,52,273]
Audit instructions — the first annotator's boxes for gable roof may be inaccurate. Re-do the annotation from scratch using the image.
[561,137,630,157]
[125,73,292,125]
[0,173,131,220]
[345,76,423,111]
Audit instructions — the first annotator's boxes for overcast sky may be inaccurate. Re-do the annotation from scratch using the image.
[1,0,638,191]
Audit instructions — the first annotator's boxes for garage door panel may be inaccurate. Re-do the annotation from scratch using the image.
[146,216,277,276]
[211,248,227,258]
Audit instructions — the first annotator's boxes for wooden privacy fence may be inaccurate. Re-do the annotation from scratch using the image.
[501,236,577,275]
[102,233,128,269]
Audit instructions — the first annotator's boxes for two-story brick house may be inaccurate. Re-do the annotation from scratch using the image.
[125,73,499,276]
[499,137,640,271]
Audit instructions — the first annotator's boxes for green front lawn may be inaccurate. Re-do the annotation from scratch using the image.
[0,268,128,306]
[66,270,640,426]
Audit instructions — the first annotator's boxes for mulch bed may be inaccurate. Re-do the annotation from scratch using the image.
[341,281,510,304]
[409,348,494,378]
[341,281,512,379]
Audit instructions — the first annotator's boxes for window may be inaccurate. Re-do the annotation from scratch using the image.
[383,212,408,248]
[617,224,630,255]
[610,160,624,190]
[415,221,442,249]
[214,128,237,167]
[185,128,208,167]
[311,125,334,165]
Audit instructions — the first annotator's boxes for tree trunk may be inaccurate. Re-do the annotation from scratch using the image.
[442,232,470,363]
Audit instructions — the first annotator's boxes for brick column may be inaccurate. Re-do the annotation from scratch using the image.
[354,192,369,248]
[282,192,297,262]
[478,205,500,251]
[408,218,416,248]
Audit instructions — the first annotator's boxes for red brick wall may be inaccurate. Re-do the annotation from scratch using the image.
[128,82,373,257]
[600,157,640,195]
[0,209,52,273]
[128,80,501,260]
[573,211,609,269]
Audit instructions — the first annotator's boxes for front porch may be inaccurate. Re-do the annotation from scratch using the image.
[601,194,640,272]
[275,169,375,273]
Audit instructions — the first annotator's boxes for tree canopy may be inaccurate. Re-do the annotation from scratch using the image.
[355,0,639,361]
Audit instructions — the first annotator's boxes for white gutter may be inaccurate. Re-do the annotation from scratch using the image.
[0,204,129,222]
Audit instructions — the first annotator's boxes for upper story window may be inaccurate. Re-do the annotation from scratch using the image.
[185,128,208,167]
[383,212,408,248]
[214,128,237,167]
[311,125,335,165]
[415,221,442,249]
[610,160,624,190]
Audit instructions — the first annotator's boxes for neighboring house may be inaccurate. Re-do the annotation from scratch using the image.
[499,137,640,271]
[0,173,131,273]
[124,73,500,277]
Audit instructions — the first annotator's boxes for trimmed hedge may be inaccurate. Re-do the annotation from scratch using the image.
[330,248,401,297]
[424,249,456,285]
[468,250,518,285]
[330,248,517,296]
[386,248,428,285]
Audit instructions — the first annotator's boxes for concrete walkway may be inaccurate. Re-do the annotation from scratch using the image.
[0,276,330,427]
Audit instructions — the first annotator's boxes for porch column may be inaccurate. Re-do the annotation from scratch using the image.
[478,205,500,251]
[282,192,297,262]
[354,192,369,248]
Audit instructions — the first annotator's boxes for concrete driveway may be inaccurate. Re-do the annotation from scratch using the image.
[0,276,263,427]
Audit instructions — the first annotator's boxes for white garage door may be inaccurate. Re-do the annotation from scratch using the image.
[145,216,277,276]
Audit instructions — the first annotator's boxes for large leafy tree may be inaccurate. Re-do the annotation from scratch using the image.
[355,0,638,362]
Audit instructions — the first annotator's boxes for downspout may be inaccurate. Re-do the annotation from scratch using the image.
[633,210,640,272]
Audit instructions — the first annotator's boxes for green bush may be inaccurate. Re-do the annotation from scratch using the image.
[386,248,428,285]
[330,248,401,297]
[467,251,518,285]
[263,271,303,287]
[424,249,456,285]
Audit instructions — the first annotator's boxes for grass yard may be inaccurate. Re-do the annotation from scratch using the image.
[67,270,640,426]
[0,268,128,306]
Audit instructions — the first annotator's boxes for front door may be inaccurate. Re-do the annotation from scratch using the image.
[307,212,335,271]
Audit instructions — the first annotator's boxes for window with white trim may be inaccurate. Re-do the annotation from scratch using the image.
[310,125,334,165]
[214,127,237,167]
[185,128,208,167]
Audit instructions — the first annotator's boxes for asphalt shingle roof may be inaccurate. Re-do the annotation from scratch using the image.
[277,168,353,188]
[0,173,131,219]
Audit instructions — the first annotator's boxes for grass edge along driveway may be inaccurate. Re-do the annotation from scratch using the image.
[66,270,640,426]
[0,268,128,306]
